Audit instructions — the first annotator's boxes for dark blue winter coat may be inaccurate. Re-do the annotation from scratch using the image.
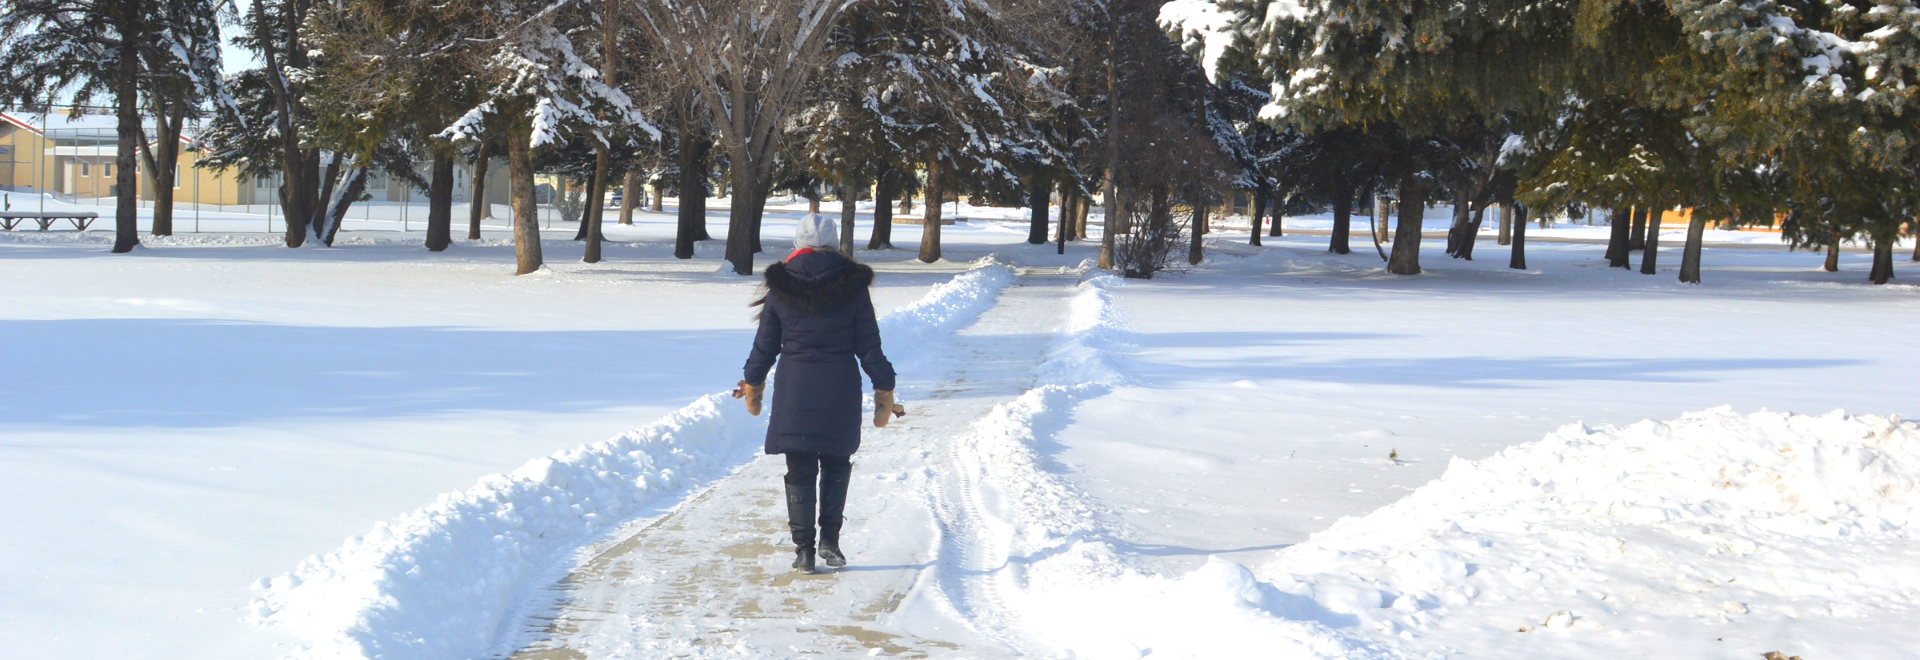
[743,249,896,457]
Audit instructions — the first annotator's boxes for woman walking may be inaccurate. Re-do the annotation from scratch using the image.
[735,214,905,572]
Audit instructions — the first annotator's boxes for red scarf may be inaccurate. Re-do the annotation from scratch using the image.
[785,247,816,262]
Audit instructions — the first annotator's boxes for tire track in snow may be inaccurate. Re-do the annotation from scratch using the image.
[903,276,1119,654]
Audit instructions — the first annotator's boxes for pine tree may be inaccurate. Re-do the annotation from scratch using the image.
[1,0,223,251]
[1665,0,1920,284]
[438,0,656,274]
[1170,0,1580,275]
[304,0,490,251]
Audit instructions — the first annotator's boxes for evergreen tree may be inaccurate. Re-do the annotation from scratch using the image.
[304,0,489,251]
[439,0,656,274]
[1,0,225,251]
[1668,0,1920,284]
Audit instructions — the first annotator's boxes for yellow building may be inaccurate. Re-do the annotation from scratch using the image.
[5,108,515,211]
[1,109,259,204]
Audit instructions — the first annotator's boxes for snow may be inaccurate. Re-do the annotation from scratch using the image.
[248,394,766,660]
[1252,407,1920,659]
[243,259,1015,660]
[1159,0,1244,83]
[5,196,1918,660]
[892,273,1404,658]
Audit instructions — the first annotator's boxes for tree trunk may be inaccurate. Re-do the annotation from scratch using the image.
[1387,174,1424,275]
[1189,201,1206,265]
[576,161,601,241]
[319,166,366,247]
[1497,203,1512,246]
[508,126,543,275]
[724,146,762,274]
[1508,205,1528,270]
[467,141,490,240]
[808,195,820,214]
[1678,215,1706,284]
[1027,170,1051,244]
[1824,228,1842,272]
[919,161,944,263]
[425,150,455,251]
[1606,206,1632,268]
[838,182,857,254]
[1870,233,1896,284]
[1148,185,1171,232]
[675,130,710,259]
[1328,188,1352,254]
[899,188,912,216]
[619,171,638,225]
[113,15,141,254]
[1248,188,1266,246]
[748,179,768,254]
[1266,193,1282,237]
[1911,220,1919,262]
[1640,209,1662,274]
[1374,194,1392,244]
[1057,188,1070,254]
[1446,188,1469,257]
[1077,193,1090,239]
[583,150,609,263]
[590,0,618,261]
[1458,202,1485,260]
[137,106,185,237]
[1629,206,1649,250]
[1057,176,1077,242]
[869,169,896,250]
[148,138,178,237]
[650,184,664,212]
[309,154,342,242]
[1100,173,1119,270]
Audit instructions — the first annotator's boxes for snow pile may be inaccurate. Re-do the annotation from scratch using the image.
[906,274,1398,659]
[246,394,764,660]
[1036,273,1132,387]
[250,261,1017,660]
[877,257,1013,370]
[1258,407,1920,658]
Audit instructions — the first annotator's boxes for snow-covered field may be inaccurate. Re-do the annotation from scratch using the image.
[2,202,1915,659]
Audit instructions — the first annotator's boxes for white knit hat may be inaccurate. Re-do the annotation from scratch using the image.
[794,213,838,250]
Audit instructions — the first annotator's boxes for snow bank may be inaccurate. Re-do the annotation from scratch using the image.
[920,272,1920,659]
[246,394,763,660]
[1037,273,1131,387]
[250,260,1016,660]
[878,257,1014,370]
[1254,407,1920,658]
[909,274,1398,659]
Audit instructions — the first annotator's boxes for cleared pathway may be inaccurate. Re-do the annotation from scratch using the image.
[507,268,1079,659]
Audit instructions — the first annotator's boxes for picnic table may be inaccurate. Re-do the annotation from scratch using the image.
[0,211,99,231]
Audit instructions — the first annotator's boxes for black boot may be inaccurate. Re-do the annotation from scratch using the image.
[785,475,817,573]
[817,456,851,568]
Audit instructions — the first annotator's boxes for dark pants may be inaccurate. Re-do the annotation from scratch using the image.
[783,451,851,550]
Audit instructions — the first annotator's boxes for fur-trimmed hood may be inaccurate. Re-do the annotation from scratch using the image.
[763,251,874,315]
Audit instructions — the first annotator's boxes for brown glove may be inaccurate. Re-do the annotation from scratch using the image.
[733,380,764,416]
[873,390,906,428]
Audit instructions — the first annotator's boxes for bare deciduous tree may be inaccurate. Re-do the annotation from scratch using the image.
[635,0,850,275]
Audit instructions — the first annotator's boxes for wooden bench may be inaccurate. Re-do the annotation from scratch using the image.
[0,211,99,231]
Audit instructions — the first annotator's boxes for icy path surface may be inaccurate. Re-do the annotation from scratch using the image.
[506,268,1082,658]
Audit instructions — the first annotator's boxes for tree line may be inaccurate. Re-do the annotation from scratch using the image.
[1165,0,1920,284]
[4,0,1912,283]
